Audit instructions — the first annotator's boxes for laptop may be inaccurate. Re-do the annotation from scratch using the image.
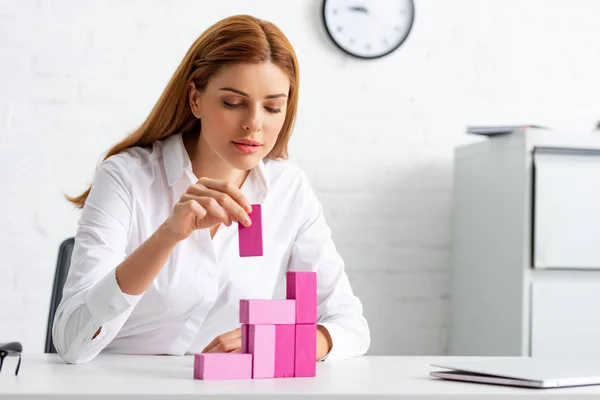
[431,358,600,389]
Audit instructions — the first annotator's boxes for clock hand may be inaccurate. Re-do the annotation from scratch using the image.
[348,6,368,13]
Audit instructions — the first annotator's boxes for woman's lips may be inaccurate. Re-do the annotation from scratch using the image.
[232,140,262,154]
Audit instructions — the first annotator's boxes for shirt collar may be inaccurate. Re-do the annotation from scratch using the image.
[162,133,268,203]
[163,133,191,187]
[243,159,269,204]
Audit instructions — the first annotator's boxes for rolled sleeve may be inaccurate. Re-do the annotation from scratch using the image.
[85,267,142,327]
[288,172,371,361]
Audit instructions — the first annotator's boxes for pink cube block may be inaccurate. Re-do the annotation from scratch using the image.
[239,204,263,257]
[275,324,295,378]
[248,324,276,379]
[286,272,317,324]
[241,323,249,353]
[194,353,252,380]
[294,324,316,377]
[239,299,296,325]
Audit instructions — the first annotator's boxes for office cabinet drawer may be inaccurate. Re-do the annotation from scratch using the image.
[531,281,600,357]
[533,149,600,269]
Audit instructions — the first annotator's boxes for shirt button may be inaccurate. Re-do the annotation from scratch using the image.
[108,306,116,314]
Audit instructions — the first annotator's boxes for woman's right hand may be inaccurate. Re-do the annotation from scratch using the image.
[162,177,253,242]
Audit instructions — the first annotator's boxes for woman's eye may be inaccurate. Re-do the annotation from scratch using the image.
[222,100,243,109]
[265,106,282,114]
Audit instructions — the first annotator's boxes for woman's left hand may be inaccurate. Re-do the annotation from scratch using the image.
[202,327,242,353]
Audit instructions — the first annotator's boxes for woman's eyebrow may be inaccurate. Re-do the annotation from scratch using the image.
[219,87,287,99]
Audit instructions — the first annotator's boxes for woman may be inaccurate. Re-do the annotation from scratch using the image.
[53,14,370,364]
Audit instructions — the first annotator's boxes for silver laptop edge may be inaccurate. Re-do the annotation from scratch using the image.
[430,371,550,388]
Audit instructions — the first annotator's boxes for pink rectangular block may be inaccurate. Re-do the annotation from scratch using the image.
[294,324,316,377]
[239,204,263,257]
[239,299,296,325]
[275,324,295,378]
[241,323,249,353]
[194,353,252,380]
[286,271,317,324]
[248,324,275,379]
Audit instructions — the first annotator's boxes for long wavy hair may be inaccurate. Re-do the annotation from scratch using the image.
[67,14,299,208]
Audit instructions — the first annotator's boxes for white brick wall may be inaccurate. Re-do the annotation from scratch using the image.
[1,0,599,354]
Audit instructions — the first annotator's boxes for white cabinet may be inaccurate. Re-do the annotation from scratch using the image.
[449,128,600,356]
[534,149,600,269]
[531,281,600,357]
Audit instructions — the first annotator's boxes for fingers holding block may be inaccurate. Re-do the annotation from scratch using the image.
[194,353,252,380]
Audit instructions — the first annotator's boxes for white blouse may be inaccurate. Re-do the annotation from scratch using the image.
[52,133,370,364]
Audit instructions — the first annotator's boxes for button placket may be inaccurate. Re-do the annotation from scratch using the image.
[174,227,221,354]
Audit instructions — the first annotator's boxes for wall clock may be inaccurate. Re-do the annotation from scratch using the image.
[322,0,415,59]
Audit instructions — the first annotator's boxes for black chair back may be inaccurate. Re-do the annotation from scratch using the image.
[45,238,75,354]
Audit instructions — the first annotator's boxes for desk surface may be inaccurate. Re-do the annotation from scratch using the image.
[3,354,600,399]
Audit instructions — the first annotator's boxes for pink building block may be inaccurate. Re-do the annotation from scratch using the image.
[294,324,316,377]
[239,299,296,325]
[194,353,252,380]
[286,271,317,324]
[248,324,276,379]
[241,323,249,353]
[239,204,263,257]
[275,324,295,378]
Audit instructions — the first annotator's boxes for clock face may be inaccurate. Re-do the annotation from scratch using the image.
[322,0,415,59]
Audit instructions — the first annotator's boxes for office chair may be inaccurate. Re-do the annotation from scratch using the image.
[45,237,75,354]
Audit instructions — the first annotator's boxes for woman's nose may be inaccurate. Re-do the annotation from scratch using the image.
[243,109,262,133]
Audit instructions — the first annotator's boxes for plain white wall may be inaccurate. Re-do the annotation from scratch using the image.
[1,0,599,354]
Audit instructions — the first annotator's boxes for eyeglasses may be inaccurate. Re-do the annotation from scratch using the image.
[0,342,22,376]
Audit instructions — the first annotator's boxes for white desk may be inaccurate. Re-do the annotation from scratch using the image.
[3,354,600,399]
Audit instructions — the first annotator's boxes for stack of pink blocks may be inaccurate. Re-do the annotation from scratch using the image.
[194,271,317,380]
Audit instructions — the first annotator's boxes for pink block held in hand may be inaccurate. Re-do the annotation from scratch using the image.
[286,271,317,324]
[239,204,263,257]
[194,353,252,380]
